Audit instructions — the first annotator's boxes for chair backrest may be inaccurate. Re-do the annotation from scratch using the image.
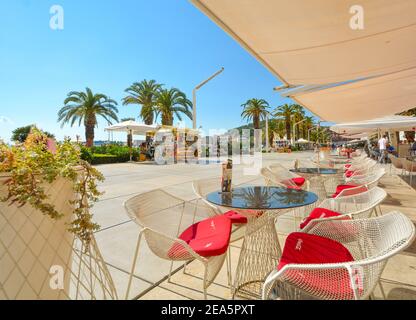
[260,167,289,187]
[389,154,403,169]
[346,168,386,187]
[307,211,415,265]
[403,159,416,172]
[304,187,387,232]
[268,163,298,179]
[124,189,215,260]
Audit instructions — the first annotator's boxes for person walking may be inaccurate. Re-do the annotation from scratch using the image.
[378,135,388,164]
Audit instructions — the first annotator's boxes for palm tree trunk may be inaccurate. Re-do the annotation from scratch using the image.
[253,116,259,130]
[85,124,95,148]
[285,118,291,140]
[127,133,133,148]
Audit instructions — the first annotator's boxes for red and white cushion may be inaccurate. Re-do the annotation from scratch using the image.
[277,232,358,299]
[331,184,358,198]
[299,207,345,229]
[345,170,355,178]
[282,177,306,188]
[169,215,231,258]
[223,210,248,224]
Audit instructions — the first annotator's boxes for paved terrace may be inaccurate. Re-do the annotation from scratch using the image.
[92,152,416,300]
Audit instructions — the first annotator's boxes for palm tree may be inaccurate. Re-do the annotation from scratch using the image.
[155,88,192,125]
[121,117,136,148]
[58,88,119,147]
[303,116,314,139]
[241,98,270,129]
[123,80,162,125]
[274,104,295,141]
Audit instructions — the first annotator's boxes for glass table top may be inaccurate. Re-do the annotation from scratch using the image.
[206,186,318,210]
[290,167,339,174]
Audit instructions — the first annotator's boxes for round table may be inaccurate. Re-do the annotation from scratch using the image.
[290,167,341,201]
[206,186,318,299]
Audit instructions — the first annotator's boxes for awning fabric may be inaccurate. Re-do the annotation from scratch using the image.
[105,121,158,135]
[330,115,416,134]
[191,0,416,122]
[291,67,416,122]
[191,0,416,86]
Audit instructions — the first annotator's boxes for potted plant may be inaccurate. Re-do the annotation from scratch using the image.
[0,128,104,299]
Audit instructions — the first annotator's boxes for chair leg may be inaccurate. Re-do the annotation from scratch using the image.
[378,280,387,300]
[203,265,208,300]
[168,261,174,282]
[125,230,144,300]
[226,247,232,287]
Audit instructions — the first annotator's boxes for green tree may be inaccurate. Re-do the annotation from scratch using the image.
[292,104,305,141]
[11,125,54,143]
[302,116,314,140]
[274,104,295,141]
[155,88,192,125]
[58,88,119,147]
[123,80,162,125]
[241,98,270,129]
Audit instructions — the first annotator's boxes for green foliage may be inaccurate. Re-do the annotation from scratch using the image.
[80,145,93,163]
[0,128,103,245]
[241,98,270,129]
[123,80,163,125]
[11,125,54,143]
[155,88,192,125]
[57,87,119,147]
[89,144,140,164]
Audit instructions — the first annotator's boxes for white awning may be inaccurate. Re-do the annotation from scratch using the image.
[105,120,158,135]
[331,115,416,134]
[191,0,416,86]
[290,67,416,122]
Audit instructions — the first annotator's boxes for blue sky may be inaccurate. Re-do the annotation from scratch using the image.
[0,0,323,143]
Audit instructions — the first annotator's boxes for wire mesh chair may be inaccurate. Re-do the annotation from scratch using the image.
[401,158,416,186]
[124,189,231,299]
[301,187,387,233]
[343,160,378,180]
[345,168,386,188]
[267,164,307,189]
[262,211,415,300]
[387,154,404,175]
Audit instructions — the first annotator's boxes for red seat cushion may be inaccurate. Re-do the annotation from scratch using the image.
[345,170,355,178]
[345,164,352,168]
[169,215,231,258]
[278,232,354,270]
[277,232,358,299]
[291,177,306,187]
[287,185,302,190]
[223,210,247,224]
[299,207,343,230]
[331,184,358,198]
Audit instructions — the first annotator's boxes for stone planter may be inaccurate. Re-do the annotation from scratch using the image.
[0,173,76,299]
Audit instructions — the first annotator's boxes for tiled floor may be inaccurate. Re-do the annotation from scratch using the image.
[91,153,416,300]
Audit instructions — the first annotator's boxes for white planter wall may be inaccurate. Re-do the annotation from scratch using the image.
[0,174,76,299]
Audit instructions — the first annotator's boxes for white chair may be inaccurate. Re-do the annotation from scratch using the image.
[301,186,387,233]
[345,168,386,188]
[267,164,307,189]
[262,211,415,300]
[401,158,416,186]
[124,189,231,299]
[192,177,254,287]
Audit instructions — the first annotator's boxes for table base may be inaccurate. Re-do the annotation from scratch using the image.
[232,212,281,300]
